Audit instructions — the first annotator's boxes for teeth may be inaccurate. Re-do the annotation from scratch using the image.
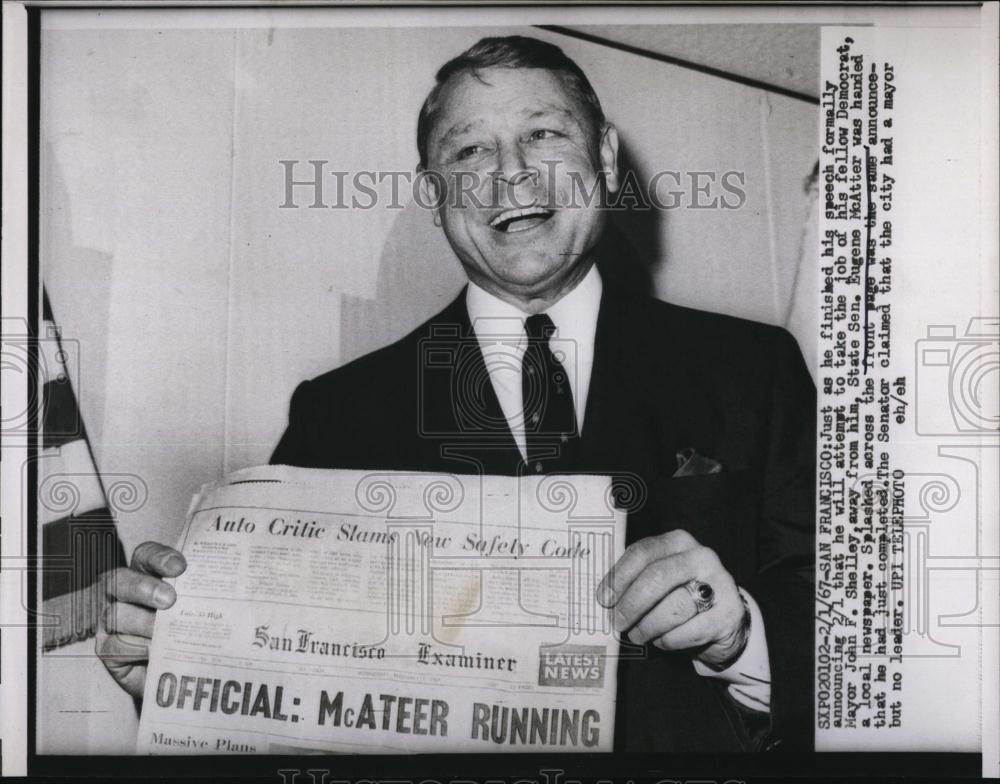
[490,206,552,230]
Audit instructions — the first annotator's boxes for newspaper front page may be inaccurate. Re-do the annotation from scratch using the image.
[136,467,625,754]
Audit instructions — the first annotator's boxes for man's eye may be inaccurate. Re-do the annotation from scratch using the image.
[528,129,561,142]
[456,145,486,161]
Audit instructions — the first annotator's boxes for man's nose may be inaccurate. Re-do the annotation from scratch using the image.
[492,144,539,208]
[494,143,537,186]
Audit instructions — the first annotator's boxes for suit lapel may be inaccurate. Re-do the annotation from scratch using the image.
[421,290,524,476]
[575,284,670,475]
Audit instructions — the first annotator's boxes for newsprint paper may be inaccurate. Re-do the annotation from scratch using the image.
[136,467,624,754]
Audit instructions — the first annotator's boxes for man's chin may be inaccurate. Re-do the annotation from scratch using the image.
[483,257,588,298]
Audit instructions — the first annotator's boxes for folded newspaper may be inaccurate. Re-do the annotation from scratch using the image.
[136,465,625,754]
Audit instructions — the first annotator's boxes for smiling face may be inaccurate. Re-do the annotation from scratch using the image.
[422,67,619,312]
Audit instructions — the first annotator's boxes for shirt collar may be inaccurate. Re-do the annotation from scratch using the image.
[465,264,603,344]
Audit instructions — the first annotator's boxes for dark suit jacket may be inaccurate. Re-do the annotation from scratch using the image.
[271,282,816,753]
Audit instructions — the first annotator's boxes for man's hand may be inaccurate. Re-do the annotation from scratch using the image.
[597,529,749,669]
[95,541,186,698]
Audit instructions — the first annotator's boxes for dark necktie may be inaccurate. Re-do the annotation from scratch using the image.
[522,313,577,470]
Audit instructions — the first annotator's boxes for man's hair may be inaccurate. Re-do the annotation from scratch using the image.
[416,35,606,169]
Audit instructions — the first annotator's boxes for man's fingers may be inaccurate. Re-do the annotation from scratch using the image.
[95,629,148,699]
[95,541,182,700]
[96,627,150,662]
[105,566,176,610]
[103,601,156,638]
[610,550,704,633]
[624,580,702,643]
[597,529,697,607]
[651,608,720,652]
[130,540,186,578]
[649,587,746,652]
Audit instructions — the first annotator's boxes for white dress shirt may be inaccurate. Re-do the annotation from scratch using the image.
[466,264,602,453]
[465,265,772,714]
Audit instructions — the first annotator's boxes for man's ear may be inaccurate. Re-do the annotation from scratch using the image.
[598,123,620,195]
[416,165,443,227]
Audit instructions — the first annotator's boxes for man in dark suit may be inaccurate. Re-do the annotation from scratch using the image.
[98,35,815,753]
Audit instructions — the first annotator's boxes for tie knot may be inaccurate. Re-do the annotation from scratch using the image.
[525,313,556,342]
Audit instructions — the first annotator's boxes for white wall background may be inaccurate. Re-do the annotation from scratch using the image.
[38,11,818,752]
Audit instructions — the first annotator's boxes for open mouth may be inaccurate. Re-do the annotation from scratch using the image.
[489,206,555,234]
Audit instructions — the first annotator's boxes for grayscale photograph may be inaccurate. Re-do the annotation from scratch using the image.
[0,3,996,782]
